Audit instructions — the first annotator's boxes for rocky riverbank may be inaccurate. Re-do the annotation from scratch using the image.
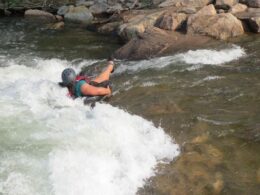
[1,0,260,59]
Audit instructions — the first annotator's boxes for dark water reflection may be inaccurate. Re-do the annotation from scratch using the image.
[1,17,260,195]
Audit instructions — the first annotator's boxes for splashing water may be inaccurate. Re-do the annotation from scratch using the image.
[0,56,179,195]
[115,45,246,73]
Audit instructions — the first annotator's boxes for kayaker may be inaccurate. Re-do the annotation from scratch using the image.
[60,59,114,98]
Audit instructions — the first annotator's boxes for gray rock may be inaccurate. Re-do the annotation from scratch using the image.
[25,9,56,21]
[89,2,109,15]
[57,5,70,16]
[76,0,95,7]
[153,0,165,6]
[64,6,93,24]
[107,3,125,13]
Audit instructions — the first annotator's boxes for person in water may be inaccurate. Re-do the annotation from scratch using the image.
[60,59,114,98]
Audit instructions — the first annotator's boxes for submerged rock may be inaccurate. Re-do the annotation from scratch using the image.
[24,9,56,22]
[46,21,65,30]
[64,6,93,24]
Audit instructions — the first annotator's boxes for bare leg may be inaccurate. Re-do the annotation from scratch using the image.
[92,62,114,83]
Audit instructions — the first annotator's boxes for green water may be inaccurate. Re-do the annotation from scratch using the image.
[1,17,260,195]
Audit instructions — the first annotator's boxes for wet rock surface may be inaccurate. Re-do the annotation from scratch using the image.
[114,27,212,59]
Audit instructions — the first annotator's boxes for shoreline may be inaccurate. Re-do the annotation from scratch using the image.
[1,0,260,60]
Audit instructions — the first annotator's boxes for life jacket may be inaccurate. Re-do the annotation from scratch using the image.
[68,75,91,98]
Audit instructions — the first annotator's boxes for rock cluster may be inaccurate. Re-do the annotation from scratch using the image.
[1,0,260,59]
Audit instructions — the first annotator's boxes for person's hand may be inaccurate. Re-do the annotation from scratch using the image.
[107,62,114,73]
[107,86,112,96]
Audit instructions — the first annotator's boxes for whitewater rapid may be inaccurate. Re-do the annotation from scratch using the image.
[116,45,246,73]
[0,45,246,195]
[0,57,179,195]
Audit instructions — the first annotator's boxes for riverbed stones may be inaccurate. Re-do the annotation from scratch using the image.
[57,5,70,16]
[234,8,260,32]
[76,0,95,7]
[118,10,165,41]
[24,9,56,21]
[89,2,109,15]
[216,0,239,9]
[159,0,214,8]
[64,6,93,24]
[188,11,244,40]
[229,3,248,14]
[98,21,122,34]
[47,21,65,30]
[155,13,187,31]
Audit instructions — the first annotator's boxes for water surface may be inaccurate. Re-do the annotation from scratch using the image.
[0,17,260,195]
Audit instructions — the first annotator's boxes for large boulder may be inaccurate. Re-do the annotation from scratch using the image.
[159,0,214,8]
[89,2,109,15]
[114,27,212,60]
[188,12,244,40]
[118,10,165,41]
[155,13,187,31]
[234,8,260,32]
[229,3,248,14]
[188,4,217,24]
[24,9,56,22]
[64,6,93,24]
[216,0,239,9]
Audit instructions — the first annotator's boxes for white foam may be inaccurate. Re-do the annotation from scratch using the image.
[176,46,245,65]
[0,55,179,195]
[115,45,246,74]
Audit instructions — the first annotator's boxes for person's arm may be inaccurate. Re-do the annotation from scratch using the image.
[80,83,111,96]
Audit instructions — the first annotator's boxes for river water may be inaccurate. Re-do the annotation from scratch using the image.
[0,18,259,195]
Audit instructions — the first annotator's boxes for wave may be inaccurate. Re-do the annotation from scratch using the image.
[115,45,246,74]
[0,57,179,195]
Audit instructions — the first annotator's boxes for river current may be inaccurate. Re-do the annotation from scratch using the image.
[0,18,259,195]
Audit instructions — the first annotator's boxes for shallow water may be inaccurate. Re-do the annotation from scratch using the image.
[0,17,260,195]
